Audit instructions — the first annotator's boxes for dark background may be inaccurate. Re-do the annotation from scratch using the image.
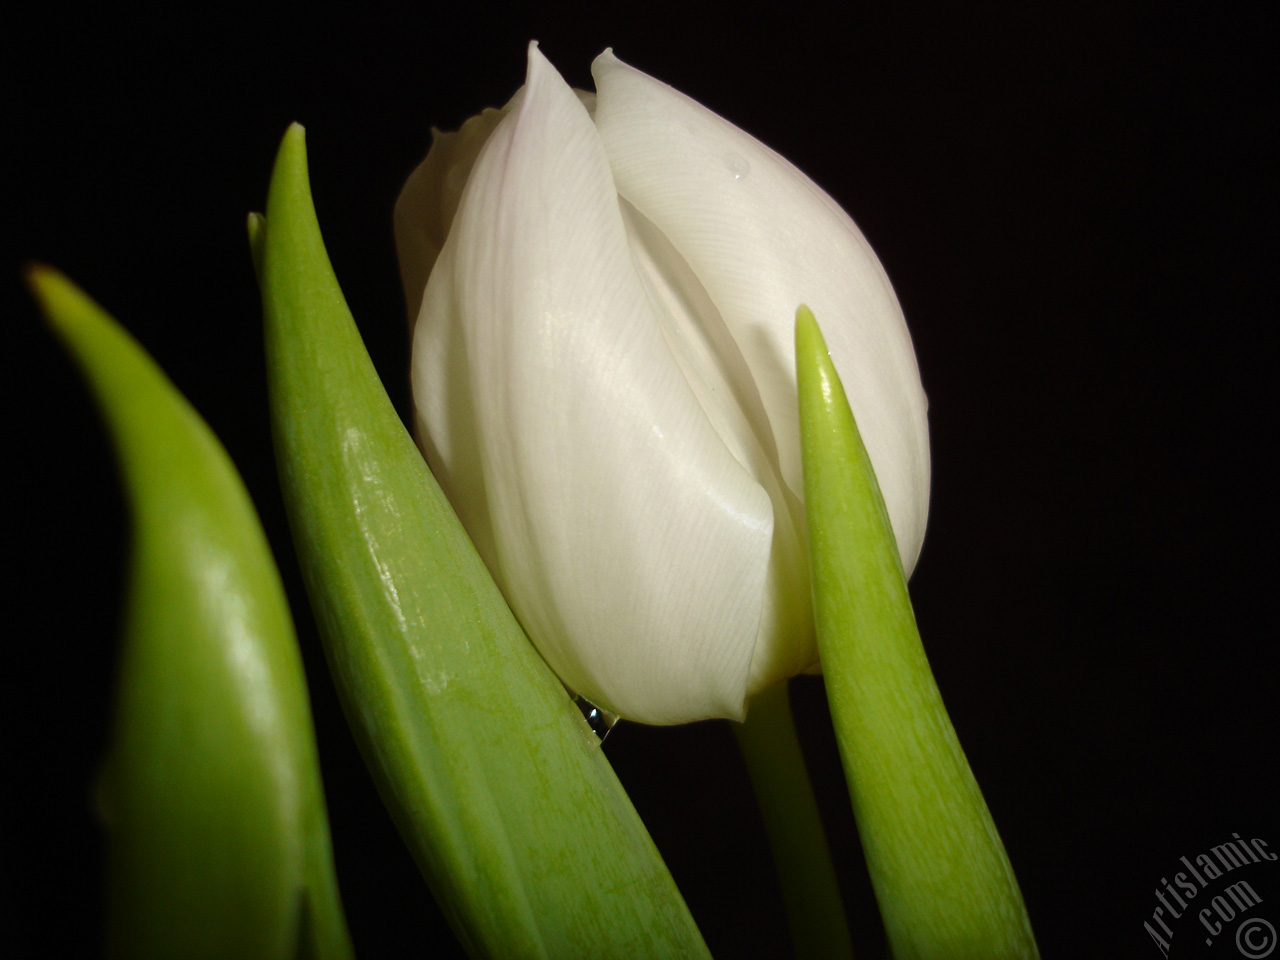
[6,2,1274,957]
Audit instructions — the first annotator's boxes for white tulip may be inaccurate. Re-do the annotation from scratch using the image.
[395,43,929,725]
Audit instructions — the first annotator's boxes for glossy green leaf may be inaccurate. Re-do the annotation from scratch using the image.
[29,267,353,960]
[256,124,710,960]
[795,306,1039,960]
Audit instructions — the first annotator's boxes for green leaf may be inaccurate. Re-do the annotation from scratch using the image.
[795,306,1039,960]
[28,267,354,960]
[257,123,711,960]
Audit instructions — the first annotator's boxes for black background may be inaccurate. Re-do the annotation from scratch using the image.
[6,2,1274,957]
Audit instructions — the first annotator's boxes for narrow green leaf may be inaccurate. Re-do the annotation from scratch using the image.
[258,123,710,960]
[28,267,354,960]
[795,306,1039,960]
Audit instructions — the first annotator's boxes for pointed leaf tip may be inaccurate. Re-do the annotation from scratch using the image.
[27,264,94,336]
[794,304,827,389]
[247,212,266,282]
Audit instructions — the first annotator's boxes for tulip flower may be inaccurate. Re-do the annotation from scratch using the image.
[396,42,930,724]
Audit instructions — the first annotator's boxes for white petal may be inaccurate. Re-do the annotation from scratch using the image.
[592,51,931,574]
[413,43,775,723]
[619,199,816,695]
[395,106,510,328]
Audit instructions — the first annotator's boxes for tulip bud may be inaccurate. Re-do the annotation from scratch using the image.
[396,42,929,725]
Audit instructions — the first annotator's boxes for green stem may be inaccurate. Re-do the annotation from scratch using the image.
[735,680,855,960]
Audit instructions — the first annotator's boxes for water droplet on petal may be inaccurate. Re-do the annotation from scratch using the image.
[575,696,620,742]
[724,152,750,180]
